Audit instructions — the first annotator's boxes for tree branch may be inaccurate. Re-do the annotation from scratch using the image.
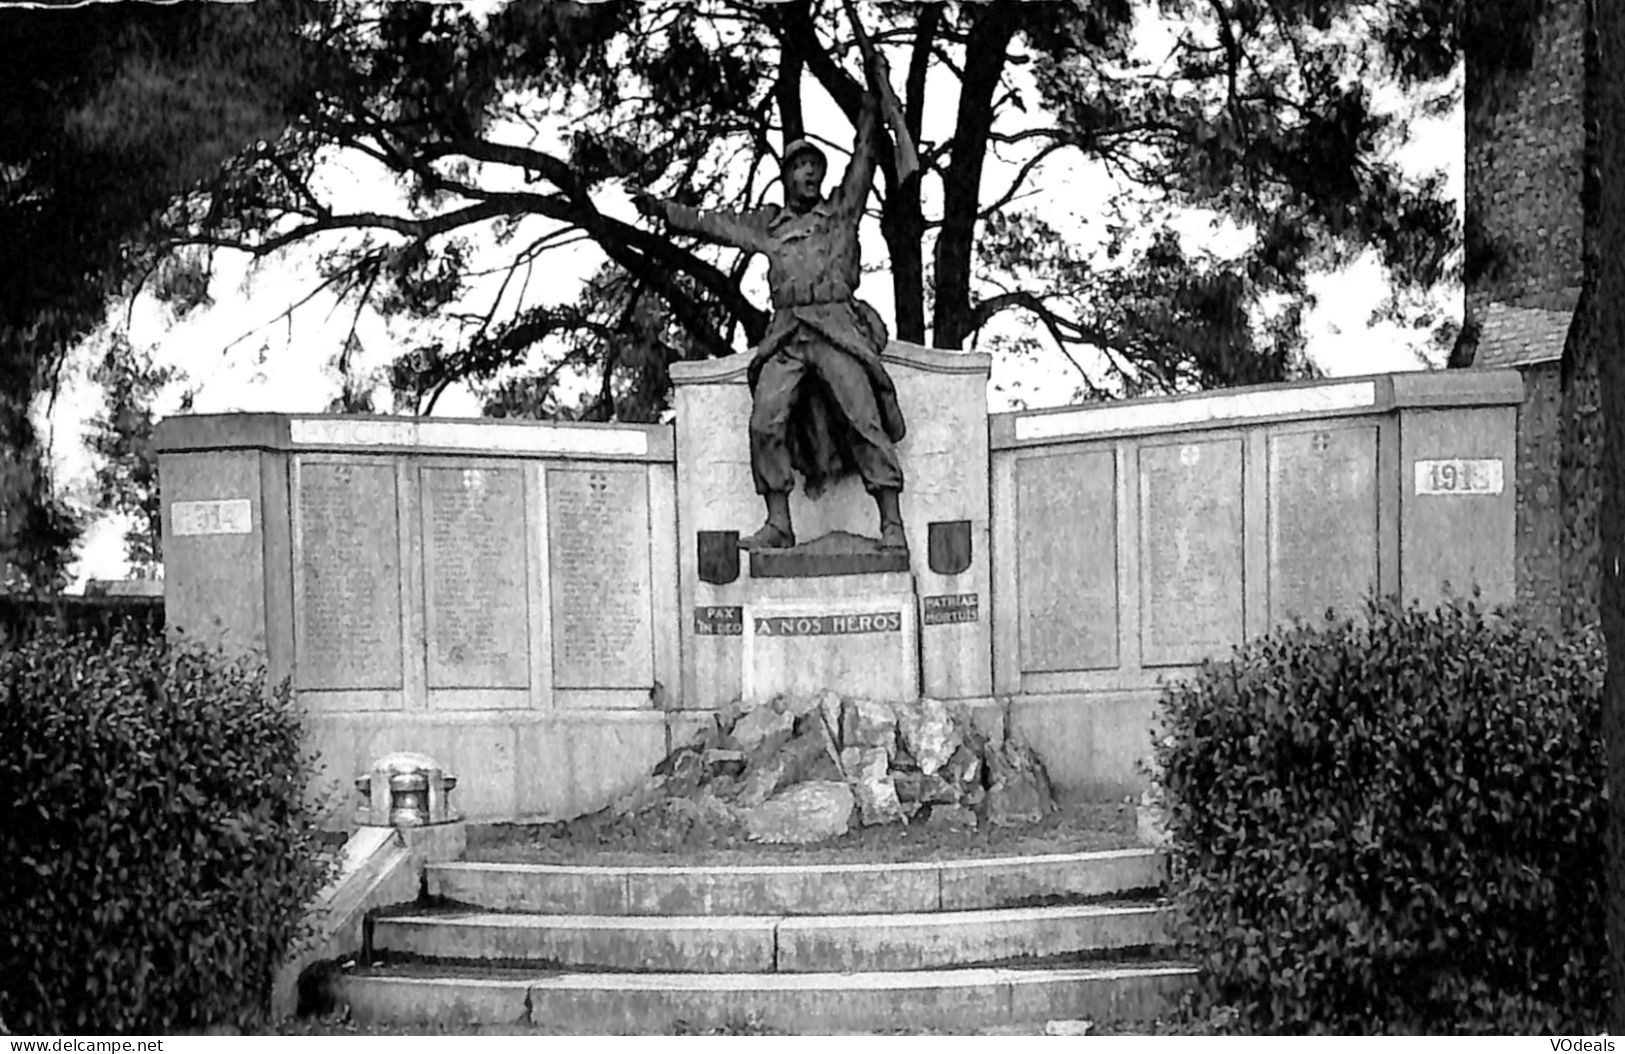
[216,265,365,358]
[979,140,1072,219]
[175,199,516,258]
[968,290,1104,395]
[775,11,806,143]
[933,4,1019,347]
[780,1,866,117]
[429,136,770,341]
[904,4,940,142]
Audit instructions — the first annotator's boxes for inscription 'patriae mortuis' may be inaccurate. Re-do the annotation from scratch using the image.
[922,593,978,625]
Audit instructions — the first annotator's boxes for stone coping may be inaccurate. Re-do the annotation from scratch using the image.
[272,822,465,1018]
[156,370,1513,462]
[154,412,676,462]
[990,369,1525,448]
[671,341,992,385]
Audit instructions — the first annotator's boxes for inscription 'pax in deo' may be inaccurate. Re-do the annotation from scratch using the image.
[754,612,903,636]
[693,605,744,636]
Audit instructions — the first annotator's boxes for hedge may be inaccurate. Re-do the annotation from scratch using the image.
[1,628,337,1034]
[1152,596,1606,1033]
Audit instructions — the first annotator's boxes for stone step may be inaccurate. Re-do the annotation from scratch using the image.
[429,847,1164,916]
[372,901,1171,974]
[341,961,1197,1033]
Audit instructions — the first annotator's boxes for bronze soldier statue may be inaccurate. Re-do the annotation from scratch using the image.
[633,89,907,553]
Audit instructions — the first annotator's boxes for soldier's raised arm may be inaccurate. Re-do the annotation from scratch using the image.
[832,92,882,217]
[632,190,771,252]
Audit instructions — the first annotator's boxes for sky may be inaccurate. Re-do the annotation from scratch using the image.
[42,3,1465,589]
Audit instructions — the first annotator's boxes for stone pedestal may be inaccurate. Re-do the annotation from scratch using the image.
[741,571,919,706]
[750,530,910,578]
[671,343,994,710]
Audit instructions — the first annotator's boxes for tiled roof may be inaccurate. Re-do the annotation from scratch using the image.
[1473,300,1572,368]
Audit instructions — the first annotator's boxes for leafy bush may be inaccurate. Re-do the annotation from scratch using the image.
[1152,596,1606,1034]
[0,629,338,1034]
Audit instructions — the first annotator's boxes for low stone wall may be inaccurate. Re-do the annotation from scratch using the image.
[990,370,1523,795]
[156,366,1525,818]
[156,413,686,825]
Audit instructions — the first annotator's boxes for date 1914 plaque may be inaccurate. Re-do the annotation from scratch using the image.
[423,466,529,689]
[295,461,402,690]
[1140,439,1244,666]
[546,467,653,688]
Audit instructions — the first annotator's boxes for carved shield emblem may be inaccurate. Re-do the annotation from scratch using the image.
[697,530,741,585]
[927,520,973,576]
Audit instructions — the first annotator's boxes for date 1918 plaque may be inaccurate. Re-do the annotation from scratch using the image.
[423,466,529,689]
[546,467,653,689]
[295,461,403,690]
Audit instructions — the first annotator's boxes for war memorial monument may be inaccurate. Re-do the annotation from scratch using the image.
[154,54,1522,826]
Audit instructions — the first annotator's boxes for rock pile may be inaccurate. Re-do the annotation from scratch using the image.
[598,692,1057,846]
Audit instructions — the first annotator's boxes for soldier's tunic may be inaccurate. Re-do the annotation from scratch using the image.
[658,97,906,497]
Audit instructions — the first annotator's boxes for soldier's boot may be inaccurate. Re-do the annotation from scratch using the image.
[742,490,796,550]
[875,487,908,551]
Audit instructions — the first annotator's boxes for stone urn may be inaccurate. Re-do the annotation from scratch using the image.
[355,751,460,827]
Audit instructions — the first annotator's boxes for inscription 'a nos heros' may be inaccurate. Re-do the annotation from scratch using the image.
[754,612,903,636]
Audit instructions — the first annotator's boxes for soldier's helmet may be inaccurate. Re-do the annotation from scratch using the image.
[782,138,828,172]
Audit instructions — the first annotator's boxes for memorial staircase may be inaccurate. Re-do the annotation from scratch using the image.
[336,846,1195,1034]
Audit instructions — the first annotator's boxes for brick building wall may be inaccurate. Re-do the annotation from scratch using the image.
[1474,304,1568,629]
[1465,0,1585,320]
[1516,361,1564,627]
[1466,0,1584,629]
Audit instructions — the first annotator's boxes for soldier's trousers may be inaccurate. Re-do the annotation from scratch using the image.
[749,334,903,495]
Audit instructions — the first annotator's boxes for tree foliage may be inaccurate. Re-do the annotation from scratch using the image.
[86,334,176,575]
[3,1,1467,579]
[0,0,322,587]
[162,0,1464,421]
